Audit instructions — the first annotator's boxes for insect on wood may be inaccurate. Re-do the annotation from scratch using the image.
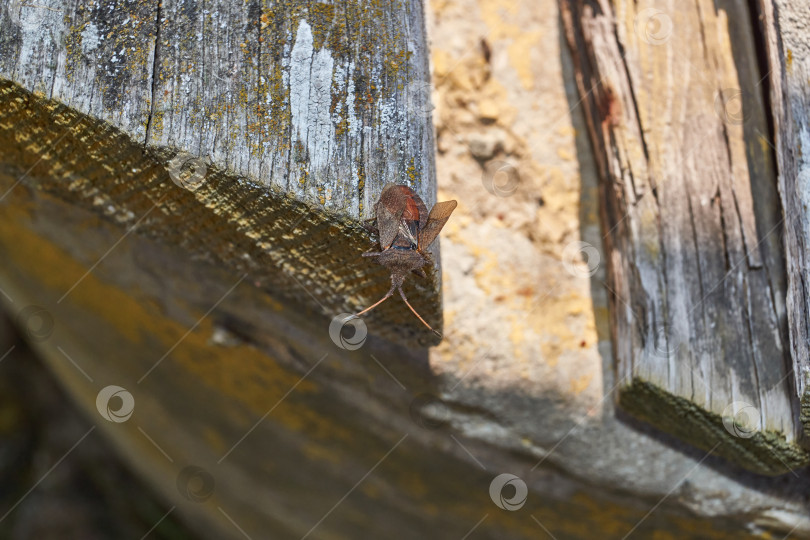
[356,183,457,337]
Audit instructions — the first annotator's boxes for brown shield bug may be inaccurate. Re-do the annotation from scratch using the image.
[355,183,457,337]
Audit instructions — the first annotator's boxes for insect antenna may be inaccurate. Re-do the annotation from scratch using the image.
[398,287,442,337]
[354,284,396,317]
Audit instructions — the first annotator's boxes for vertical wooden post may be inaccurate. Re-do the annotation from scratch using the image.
[560,0,809,474]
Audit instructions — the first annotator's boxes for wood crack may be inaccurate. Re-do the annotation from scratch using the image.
[687,182,708,322]
[144,0,162,146]
[608,10,649,179]
[561,0,808,472]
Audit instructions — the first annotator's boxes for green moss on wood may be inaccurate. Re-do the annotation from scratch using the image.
[619,378,810,476]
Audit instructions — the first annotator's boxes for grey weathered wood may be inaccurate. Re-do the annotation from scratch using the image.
[0,0,444,346]
[146,0,437,216]
[758,0,810,440]
[560,0,809,475]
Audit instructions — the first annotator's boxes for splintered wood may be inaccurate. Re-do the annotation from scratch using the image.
[560,0,809,475]
[758,0,810,444]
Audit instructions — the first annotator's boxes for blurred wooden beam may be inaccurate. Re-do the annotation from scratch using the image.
[560,0,809,475]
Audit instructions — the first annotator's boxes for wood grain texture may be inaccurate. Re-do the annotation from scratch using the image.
[146,0,436,216]
[560,0,808,475]
[759,0,810,438]
[0,0,444,345]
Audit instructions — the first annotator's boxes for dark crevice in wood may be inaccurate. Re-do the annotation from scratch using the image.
[251,0,260,178]
[712,186,732,274]
[748,0,790,355]
[358,120,366,217]
[748,0,778,153]
[618,143,638,204]
[144,0,162,146]
[304,15,315,193]
[730,186,757,269]
[656,218,671,385]
[686,185,708,317]
[742,278,764,418]
[284,65,292,195]
[610,28,649,174]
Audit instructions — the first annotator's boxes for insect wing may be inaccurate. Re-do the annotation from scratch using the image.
[418,200,457,250]
[376,184,409,249]
[396,220,419,248]
[398,187,427,248]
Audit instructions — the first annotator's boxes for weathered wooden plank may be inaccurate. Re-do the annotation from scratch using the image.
[560,0,809,474]
[758,0,810,439]
[147,1,436,216]
[1,0,156,139]
[0,0,444,345]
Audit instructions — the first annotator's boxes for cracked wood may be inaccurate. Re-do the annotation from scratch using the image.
[758,0,810,440]
[560,0,808,475]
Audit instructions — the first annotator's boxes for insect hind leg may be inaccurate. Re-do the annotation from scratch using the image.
[362,218,378,235]
[355,284,396,317]
[398,287,441,337]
